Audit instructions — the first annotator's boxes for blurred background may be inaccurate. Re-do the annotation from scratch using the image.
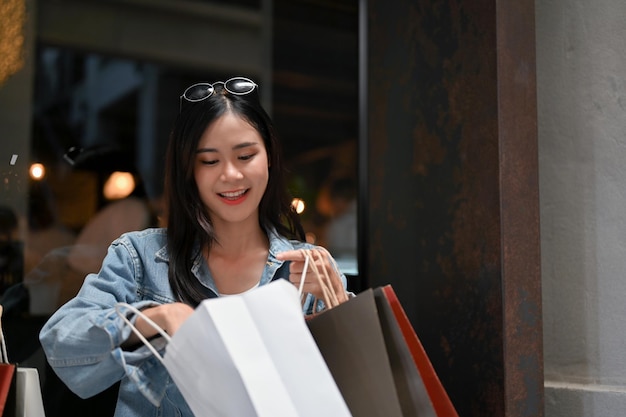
[1,0,360,305]
[0,1,358,414]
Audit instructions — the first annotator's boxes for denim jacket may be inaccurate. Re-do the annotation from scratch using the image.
[39,227,345,417]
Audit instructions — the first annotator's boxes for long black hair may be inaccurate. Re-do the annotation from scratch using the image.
[164,80,304,305]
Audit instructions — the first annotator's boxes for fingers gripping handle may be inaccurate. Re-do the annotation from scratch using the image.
[297,248,343,310]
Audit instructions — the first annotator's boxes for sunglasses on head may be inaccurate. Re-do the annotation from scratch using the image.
[179,76,257,112]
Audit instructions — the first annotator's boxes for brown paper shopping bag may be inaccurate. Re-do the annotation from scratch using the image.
[306,285,459,417]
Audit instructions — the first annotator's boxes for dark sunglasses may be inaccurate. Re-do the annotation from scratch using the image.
[179,76,257,112]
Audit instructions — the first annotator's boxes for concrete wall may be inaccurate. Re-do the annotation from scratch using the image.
[536,0,626,415]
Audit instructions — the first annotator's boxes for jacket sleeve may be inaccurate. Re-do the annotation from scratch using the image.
[39,237,168,405]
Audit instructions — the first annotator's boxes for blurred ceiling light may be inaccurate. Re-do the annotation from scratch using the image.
[291,198,305,214]
[29,163,45,180]
[103,171,135,200]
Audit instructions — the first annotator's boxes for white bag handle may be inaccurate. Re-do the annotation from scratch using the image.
[114,303,172,364]
[297,254,310,297]
[0,305,9,364]
[116,261,313,361]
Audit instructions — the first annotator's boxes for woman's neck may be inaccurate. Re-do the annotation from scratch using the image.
[204,219,270,295]
[209,220,268,259]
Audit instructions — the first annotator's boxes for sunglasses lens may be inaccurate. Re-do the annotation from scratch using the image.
[184,84,214,101]
[225,78,256,95]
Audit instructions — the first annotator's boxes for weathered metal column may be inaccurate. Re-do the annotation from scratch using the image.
[359,0,543,416]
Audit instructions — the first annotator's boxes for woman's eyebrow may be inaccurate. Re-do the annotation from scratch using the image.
[196,147,217,154]
[196,141,260,154]
[232,141,260,150]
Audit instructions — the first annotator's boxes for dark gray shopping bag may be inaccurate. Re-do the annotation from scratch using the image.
[306,286,459,417]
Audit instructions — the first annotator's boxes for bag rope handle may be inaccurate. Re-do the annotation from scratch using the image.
[0,305,8,364]
[114,303,172,365]
[297,253,310,297]
[297,248,345,311]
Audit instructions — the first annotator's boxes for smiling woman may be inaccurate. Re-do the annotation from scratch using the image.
[38,77,352,417]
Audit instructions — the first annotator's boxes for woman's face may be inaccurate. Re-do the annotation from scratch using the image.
[193,112,269,228]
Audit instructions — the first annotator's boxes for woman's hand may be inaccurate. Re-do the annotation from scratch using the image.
[276,248,349,307]
[123,302,194,348]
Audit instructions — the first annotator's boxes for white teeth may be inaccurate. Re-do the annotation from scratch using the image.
[220,190,246,198]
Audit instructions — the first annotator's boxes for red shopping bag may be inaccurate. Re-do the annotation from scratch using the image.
[0,305,16,417]
[0,363,16,417]
[379,285,459,417]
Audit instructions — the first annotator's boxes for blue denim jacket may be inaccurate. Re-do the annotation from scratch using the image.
[39,227,345,417]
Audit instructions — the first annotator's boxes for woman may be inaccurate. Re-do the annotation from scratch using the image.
[39,77,350,416]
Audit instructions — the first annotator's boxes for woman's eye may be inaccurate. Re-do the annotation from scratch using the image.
[201,159,218,166]
[239,153,256,161]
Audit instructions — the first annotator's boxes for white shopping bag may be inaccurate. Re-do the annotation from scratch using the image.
[117,279,351,417]
[16,368,46,417]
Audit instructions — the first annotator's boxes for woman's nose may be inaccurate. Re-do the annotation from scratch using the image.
[220,162,243,181]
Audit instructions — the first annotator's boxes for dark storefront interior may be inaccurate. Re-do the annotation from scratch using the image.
[0,0,543,416]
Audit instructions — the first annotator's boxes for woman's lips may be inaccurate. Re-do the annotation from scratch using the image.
[218,189,249,205]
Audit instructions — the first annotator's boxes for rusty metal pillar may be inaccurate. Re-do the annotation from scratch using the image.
[359,0,543,416]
